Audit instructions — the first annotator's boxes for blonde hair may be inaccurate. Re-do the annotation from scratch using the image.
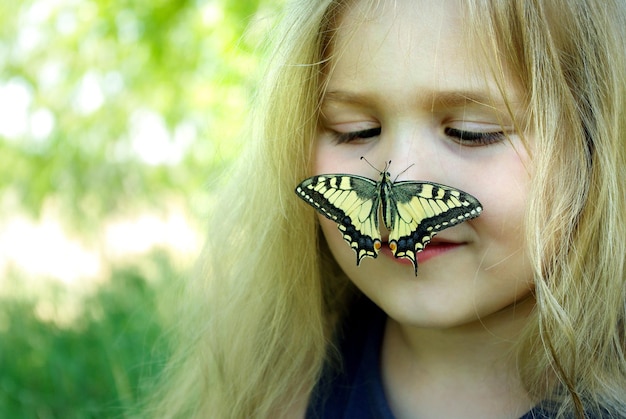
[144,1,349,417]
[467,0,626,417]
[144,1,626,418]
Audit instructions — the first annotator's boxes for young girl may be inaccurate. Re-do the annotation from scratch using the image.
[146,0,626,417]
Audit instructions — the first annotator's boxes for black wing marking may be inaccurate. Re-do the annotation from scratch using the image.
[296,173,483,277]
[295,174,382,265]
[387,181,483,275]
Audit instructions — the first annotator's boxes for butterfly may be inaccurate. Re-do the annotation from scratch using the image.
[295,161,483,275]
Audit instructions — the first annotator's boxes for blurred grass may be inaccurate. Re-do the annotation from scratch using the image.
[0,0,284,416]
[0,252,175,418]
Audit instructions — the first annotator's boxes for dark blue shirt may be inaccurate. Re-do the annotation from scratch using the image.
[306,297,554,419]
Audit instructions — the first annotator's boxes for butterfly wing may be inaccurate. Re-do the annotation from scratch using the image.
[386,181,482,275]
[295,174,382,266]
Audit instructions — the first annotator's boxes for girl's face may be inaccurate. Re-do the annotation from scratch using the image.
[315,0,534,328]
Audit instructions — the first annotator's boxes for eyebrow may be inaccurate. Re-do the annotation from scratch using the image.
[322,89,514,111]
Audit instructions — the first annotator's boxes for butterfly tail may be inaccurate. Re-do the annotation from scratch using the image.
[389,240,419,276]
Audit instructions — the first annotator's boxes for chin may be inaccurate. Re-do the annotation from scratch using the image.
[343,258,532,330]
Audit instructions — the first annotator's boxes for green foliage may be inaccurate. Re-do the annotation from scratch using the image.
[0,0,281,227]
[0,0,283,417]
[0,256,174,418]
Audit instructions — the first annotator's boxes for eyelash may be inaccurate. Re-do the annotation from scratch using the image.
[333,127,381,144]
[331,126,506,146]
[444,127,506,146]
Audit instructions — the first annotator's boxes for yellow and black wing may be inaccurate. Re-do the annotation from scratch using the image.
[386,181,482,275]
[295,172,483,276]
[295,174,382,265]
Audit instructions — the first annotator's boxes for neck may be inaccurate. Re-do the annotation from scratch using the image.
[381,297,535,419]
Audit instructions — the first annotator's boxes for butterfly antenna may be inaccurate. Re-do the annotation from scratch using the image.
[360,156,392,173]
[394,163,415,182]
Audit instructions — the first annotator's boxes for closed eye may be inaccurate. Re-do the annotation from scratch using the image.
[333,127,381,144]
[444,127,506,146]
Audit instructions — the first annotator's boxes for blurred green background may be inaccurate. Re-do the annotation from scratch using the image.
[0,0,280,417]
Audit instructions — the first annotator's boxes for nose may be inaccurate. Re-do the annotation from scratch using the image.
[371,127,444,182]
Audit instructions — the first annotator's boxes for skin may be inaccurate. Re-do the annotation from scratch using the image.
[313,0,536,417]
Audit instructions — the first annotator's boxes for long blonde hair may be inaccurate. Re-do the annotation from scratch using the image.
[145,1,626,417]
[467,0,626,417]
[145,1,349,417]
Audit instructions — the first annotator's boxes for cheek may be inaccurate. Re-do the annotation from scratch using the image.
[319,216,341,251]
[318,216,354,268]
[472,169,530,267]
[473,204,526,253]
[314,137,365,175]
[313,141,334,174]
[474,156,530,232]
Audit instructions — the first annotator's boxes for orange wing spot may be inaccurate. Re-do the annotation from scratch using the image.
[389,241,397,252]
[374,241,382,251]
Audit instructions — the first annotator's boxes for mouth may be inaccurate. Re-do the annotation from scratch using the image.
[379,238,463,266]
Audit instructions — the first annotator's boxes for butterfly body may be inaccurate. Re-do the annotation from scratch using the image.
[295,169,483,275]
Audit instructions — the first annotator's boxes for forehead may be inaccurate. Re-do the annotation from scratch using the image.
[331,0,466,62]
[324,0,522,112]
[329,1,472,88]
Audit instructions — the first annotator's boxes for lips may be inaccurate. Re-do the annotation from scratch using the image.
[380,238,463,265]
[415,241,463,263]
